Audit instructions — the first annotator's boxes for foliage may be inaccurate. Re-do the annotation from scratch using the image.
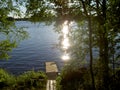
[107,0,120,61]
[56,62,120,90]
[109,70,120,90]
[16,70,47,90]
[0,69,16,90]
[70,21,89,61]
[56,63,92,90]
[0,69,47,90]
[0,40,17,59]
[0,0,28,60]
[25,0,55,23]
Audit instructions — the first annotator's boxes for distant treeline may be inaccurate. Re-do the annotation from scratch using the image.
[7,17,29,21]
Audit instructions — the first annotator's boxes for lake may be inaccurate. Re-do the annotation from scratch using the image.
[0,21,63,75]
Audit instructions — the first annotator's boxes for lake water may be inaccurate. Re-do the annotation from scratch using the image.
[0,21,63,75]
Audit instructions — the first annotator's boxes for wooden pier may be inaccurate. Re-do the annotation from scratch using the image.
[45,62,58,90]
[45,62,58,80]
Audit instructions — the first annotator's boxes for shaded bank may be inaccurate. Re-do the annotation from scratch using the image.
[56,62,120,90]
[0,69,47,90]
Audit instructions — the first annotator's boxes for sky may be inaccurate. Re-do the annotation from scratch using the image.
[8,1,26,18]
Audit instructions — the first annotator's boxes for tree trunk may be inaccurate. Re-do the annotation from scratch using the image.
[88,16,96,90]
[81,0,96,89]
[97,0,109,89]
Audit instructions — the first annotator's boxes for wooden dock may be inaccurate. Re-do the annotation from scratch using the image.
[45,62,58,90]
[45,62,58,80]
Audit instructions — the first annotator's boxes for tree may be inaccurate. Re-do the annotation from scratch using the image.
[107,0,120,73]
[0,0,28,59]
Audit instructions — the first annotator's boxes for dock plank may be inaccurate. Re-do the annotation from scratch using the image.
[46,62,58,73]
[45,62,58,80]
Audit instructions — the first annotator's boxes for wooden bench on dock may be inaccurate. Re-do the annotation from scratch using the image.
[45,62,58,80]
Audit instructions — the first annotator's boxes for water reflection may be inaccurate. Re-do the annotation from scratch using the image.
[61,21,70,61]
[62,38,70,49]
[62,53,70,60]
[62,21,69,35]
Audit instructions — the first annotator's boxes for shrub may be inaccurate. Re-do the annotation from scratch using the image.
[109,70,120,90]
[0,69,47,90]
[0,69,16,90]
[56,63,91,90]
[15,70,47,90]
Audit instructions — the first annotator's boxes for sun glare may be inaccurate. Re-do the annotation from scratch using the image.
[62,54,70,61]
[61,20,71,61]
[62,38,70,49]
[62,25,69,34]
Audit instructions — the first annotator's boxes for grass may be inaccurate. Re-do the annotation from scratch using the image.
[0,69,47,90]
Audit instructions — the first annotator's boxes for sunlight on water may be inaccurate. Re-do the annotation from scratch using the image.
[61,21,70,61]
[62,23,69,35]
[62,38,70,49]
[62,53,70,60]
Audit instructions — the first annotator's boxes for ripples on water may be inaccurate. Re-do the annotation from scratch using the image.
[0,21,63,75]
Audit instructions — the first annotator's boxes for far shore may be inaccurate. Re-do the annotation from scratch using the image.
[7,17,29,21]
